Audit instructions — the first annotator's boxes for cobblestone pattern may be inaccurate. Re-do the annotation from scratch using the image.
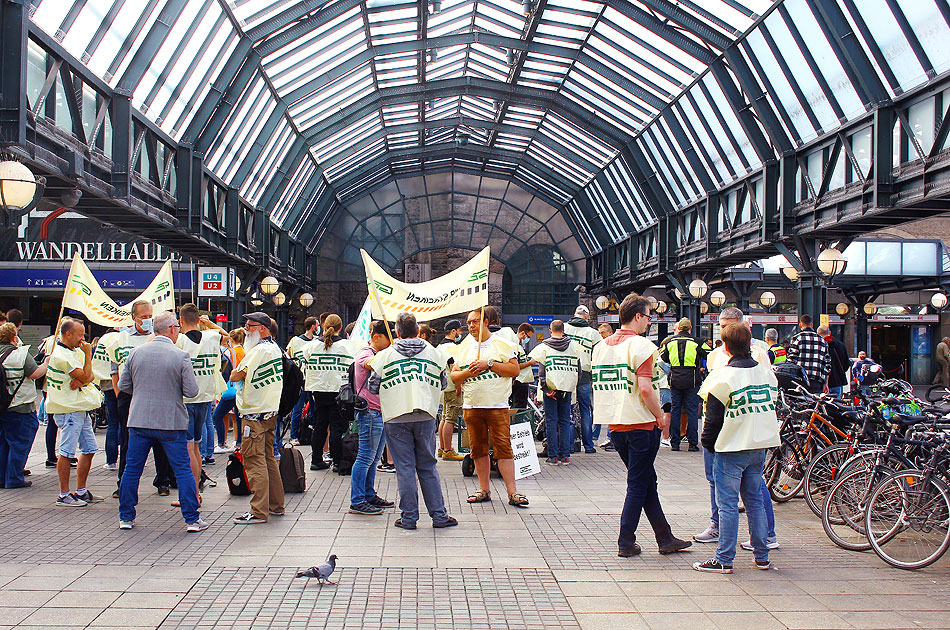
[160,568,579,630]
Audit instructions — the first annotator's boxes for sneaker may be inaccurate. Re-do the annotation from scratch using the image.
[693,558,733,574]
[441,449,465,461]
[112,489,120,499]
[687,445,700,452]
[323,452,332,463]
[670,445,680,452]
[377,463,396,473]
[119,520,134,530]
[269,509,286,516]
[437,448,444,457]
[584,447,597,454]
[598,439,611,448]
[545,457,558,465]
[348,502,384,515]
[157,486,170,497]
[618,543,642,557]
[754,558,773,570]
[74,490,104,504]
[310,462,330,471]
[44,460,57,468]
[233,512,267,525]
[56,493,87,507]
[658,537,692,555]
[561,457,570,466]
[740,538,780,551]
[694,522,719,543]
[660,438,671,448]
[369,496,395,508]
[602,443,615,452]
[202,456,215,465]
[186,518,210,532]
[288,439,300,447]
[102,463,118,471]
[213,445,233,454]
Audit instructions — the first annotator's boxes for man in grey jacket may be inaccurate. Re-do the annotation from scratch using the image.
[117,311,207,532]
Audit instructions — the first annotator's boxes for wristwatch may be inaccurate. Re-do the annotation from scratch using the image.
[486,359,495,371]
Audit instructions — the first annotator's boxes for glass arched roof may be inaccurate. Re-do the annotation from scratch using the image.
[28,0,950,263]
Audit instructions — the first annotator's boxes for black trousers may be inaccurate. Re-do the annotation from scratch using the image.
[309,391,347,466]
[116,391,173,488]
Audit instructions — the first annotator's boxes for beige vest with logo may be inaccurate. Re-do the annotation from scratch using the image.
[3,346,37,408]
[370,344,447,422]
[176,330,227,404]
[699,363,781,452]
[591,334,659,426]
[91,331,118,383]
[454,334,516,408]
[530,340,581,393]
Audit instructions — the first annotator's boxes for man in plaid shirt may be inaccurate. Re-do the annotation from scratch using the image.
[786,314,831,394]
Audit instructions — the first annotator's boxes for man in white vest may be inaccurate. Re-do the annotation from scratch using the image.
[694,323,780,573]
[176,304,228,499]
[367,312,458,530]
[530,320,584,465]
[452,306,528,508]
[0,322,47,489]
[592,293,691,557]
[565,306,601,453]
[286,316,318,446]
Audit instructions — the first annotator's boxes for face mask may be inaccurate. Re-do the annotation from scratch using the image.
[139,318,154,334]
[244,330,261,350]
[520,337,529,346]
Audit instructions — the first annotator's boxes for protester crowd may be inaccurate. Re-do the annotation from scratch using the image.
[0,296,872,573]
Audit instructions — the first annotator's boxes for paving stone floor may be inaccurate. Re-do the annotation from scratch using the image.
[1,424,947,629]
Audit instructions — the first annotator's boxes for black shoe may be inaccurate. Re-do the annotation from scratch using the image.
[687,445,700,452]
[157,486,170,497]
[22,469,30,476]
[310,462,330,471]
[585,447,596,454]
[112,490,120,499]
[45,460,57,468]
[618,543,642,557]
[658,537,693,555]
[670,446,680,452]
[433,516,459,528]
[70,459,77,468]
[369,496,395,508]
[6,481,31,489]
[332,464,340,473]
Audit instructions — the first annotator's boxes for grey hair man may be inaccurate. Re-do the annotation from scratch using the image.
[367,312,457,530]
[765,328,786,365]
[117,311,207,532]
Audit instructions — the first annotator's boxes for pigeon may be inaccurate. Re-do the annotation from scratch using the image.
[295,554,338,584]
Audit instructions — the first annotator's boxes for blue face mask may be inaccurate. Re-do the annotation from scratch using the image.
[139,317,154,334]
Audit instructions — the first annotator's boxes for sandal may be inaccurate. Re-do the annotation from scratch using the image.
[467,490,491,503]
[508,493,529,508]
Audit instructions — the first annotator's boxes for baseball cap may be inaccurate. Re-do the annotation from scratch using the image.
[443,319,462,332]
[574,305,590,316]
[243,312,271,327]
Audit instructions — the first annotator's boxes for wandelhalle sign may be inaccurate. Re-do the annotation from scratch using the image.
[2,210,181,263]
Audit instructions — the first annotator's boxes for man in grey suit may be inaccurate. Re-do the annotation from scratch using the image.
[117,311,208,532]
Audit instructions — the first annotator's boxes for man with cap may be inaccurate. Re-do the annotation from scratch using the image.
[229,312,285,524]
[565,305,601,453]
[436,319,465,461]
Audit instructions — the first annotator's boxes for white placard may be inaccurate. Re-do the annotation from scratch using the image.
[510,422,541,480]
[198,266,228,297]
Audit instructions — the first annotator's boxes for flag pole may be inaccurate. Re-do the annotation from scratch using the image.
[51,254,79,347]
[475,304,485,361]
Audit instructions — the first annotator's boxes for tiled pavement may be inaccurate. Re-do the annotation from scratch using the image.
[1,426,948,629]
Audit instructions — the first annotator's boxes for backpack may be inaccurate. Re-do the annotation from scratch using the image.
[278,353,304,418]
[225,452,251,496]
[0,347,23,413]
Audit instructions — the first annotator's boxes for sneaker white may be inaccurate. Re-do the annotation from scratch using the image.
[186,518,210,533]
[119,520,134,530]
[693,523,719,543]
[288,439,300,446]
[56,493,87,507]
[213,445,233,454]
[102,463,118,471]
[660,438,671,448]
[740,538,780,551]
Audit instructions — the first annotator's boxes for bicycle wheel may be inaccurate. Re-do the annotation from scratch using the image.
[821,466,888,551]
[865,471,950,570]
[767,441,807,502]
[804,444,854,518]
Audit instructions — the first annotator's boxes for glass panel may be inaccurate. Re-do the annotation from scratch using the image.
[842,242,866,275]
[865,241,900,275]
[902,241,937,276]
[907,98,936,159]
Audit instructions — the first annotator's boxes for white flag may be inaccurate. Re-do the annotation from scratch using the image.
[350,296,373,347]
[61,254,176,327]
[361,246,490,322]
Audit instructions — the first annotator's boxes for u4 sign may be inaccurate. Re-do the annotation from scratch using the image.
[198,266,229,297]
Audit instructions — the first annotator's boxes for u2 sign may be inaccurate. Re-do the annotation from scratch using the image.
[198,266,229,297]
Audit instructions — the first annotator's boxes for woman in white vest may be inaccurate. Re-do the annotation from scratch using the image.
[694,323,780,574]
[366,312,457,529]
[0,323,47,489]
[529,319,583,465]
[302,314,355,471]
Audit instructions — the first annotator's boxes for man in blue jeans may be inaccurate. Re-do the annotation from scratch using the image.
[695,323,781,573]
[117,311,207,533]
[349,321,394,516]
[565,306,601,453]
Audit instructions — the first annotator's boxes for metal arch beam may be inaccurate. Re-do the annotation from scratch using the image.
[180,37,254,145]
[710,53,783,161]
[302,77,631,147]
[115,0,190,93]
[604,0,717,64]
[248,0,363,47]
[633,0,733,51]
